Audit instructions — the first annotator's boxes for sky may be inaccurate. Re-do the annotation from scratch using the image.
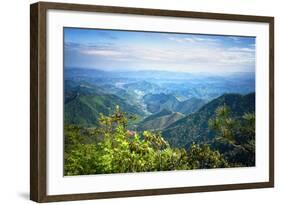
[64,27,255,74]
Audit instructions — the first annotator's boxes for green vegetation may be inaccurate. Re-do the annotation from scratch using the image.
[209,105,255,166]
[63,70,256,175]
[140,108,173,124]
[163,93,255,148]
[64,106,229,176]
[138,111,185,131]
[64,84,144,127]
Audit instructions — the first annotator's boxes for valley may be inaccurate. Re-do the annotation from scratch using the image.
[64,68,255,147]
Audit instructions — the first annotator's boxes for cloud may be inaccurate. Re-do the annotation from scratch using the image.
[167,35,219,45]
[228,47,255,52]
[81,49,122,57]
[84,45,252,65]
[65,38,255,73]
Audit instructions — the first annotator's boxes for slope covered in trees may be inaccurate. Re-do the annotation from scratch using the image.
[209,106,255,166]
[163,93,255,148]
[63,71,256,174]
[138,111,185,131]
[64,107,228,175]
[64,102,255,176]
[64,83,145,126]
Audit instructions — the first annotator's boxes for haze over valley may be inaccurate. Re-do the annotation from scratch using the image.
[64,68,255,147]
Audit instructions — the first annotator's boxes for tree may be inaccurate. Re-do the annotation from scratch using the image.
[209,105,255,166]
[64,106,229,176]
[187,143,228,169]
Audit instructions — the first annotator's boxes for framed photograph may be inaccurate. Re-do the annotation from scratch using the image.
[30,2,274,202]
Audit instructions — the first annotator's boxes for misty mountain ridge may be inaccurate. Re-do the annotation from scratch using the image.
[64,68,255,149]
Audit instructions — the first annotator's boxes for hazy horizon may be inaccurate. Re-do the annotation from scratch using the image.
[65,66,255,76]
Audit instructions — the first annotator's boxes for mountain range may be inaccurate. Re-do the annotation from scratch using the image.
[162,92,255,148]
[64,68,255,148]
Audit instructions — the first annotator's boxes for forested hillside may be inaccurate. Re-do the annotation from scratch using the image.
[63,69,256,175]
[64,103,255,175]
[138,111,185,131]
[64,82,145,126]
[163,93,255,147]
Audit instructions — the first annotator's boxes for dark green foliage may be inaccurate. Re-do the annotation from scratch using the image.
[163,93,255,148]
[64,107,228,175]
[187,143,228,169]
[209,105,255,167]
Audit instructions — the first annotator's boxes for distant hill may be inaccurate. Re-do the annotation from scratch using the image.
[64,83,145,127]
[138,110,185,131]
[176,97,207,115]
[143,93,206,115]
[162,93,255,148]
[140,108,173,124]
[143,93,179,113]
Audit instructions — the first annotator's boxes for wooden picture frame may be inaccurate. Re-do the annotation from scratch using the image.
[30,1,274,202]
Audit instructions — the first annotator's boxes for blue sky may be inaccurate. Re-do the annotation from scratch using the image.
[64,27,255,73]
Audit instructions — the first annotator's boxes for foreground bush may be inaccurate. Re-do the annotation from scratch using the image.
[64,106,228,175]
